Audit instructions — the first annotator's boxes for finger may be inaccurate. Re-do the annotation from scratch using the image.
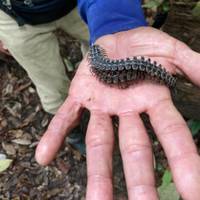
[86,111,114,200]
[119,112,158,200]
[174,40,200,86]
[35,96,82,165]
[148,98,200,200]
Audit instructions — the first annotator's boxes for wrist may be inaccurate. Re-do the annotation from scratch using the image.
[78,0,147,43]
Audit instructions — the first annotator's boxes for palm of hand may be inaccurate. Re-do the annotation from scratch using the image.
[69,27,175,114]
[36,27,200,200]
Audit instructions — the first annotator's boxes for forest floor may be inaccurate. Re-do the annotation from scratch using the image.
[0,55,174,199]
[1,3,200,200]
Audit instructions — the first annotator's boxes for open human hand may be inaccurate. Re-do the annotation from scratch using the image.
[35,27,200,200]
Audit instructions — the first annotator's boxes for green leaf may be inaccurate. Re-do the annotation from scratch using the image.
[192,1,200,20]
[187,119,200,136]
[0,159,12,172]
[162,2,170,12]
[161,170,172,187]
[158,170,180,200]
[142,0,161,9]
[158,183,180,200]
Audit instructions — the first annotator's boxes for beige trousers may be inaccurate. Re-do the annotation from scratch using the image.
[0,8,89,114]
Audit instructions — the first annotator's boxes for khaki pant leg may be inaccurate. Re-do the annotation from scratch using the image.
[57,8,89,41]
[0,11,70,114]
[56,8,89,55]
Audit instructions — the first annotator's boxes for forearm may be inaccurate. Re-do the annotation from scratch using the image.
[78,0,147,43]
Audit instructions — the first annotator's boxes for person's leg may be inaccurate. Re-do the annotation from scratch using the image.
[56,8,89,57]
[0,10,88,155]
[0,11,70,114]
[57,7,89,41]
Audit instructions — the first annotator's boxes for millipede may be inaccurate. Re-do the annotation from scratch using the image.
[87,44,177,89]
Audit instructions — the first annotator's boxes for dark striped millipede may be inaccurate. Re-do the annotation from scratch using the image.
[87,44,177,89]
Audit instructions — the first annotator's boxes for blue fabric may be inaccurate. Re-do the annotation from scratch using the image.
[78,0,147,43]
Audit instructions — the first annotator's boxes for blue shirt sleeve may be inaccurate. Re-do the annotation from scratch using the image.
[78,0,147,44]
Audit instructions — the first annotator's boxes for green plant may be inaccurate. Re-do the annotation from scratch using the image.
[142,0,170,12]
[187,119,200,136]
[192,1,200,20]
[158,170,180,200]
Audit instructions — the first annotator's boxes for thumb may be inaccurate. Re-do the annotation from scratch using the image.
[175,40,200,87]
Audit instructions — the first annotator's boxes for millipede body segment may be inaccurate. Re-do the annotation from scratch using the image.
[87,44,177,88]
